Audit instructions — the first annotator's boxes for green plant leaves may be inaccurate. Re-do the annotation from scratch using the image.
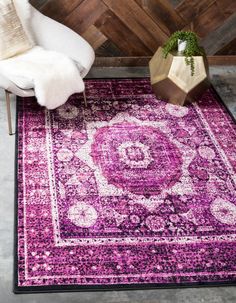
[162,31,204,76]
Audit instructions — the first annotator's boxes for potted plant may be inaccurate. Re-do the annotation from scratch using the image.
[162,31,205,76]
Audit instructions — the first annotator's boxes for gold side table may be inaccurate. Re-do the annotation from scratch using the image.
[149,47,210,106]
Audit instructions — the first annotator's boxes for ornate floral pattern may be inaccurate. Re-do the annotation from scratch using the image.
[16,79,236,290]
[118,141,153,169]
[68,201,98,228]
[90,121,183,195]
[210,198,236,225]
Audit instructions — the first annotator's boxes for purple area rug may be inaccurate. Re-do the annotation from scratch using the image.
[15,79,236,293]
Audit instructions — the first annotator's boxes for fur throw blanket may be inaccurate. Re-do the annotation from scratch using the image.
[0,46,84,109]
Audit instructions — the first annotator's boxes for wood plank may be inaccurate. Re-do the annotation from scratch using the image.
[49,0,84,13]
[136,0,185,35]
[168,0,183,7]
[208,55,236,65]
[102,0,168,51]
[216,0,236,18]
[191,1,226,38]
[64,0,107,34]
[201,13,236,55]
[95,10,152,56]
[94,56,151,67]
[176,0,215,21]
[29,0,48,9]
[94,56,236,67]
[40,0,84,23]
[82,25,107,50]
[96,40,126,57]
[215,38,236,55]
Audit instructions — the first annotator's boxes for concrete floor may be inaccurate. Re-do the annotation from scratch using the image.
[0,66,235,303]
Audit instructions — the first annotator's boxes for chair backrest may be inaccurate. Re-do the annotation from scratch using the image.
[27,5,95,76]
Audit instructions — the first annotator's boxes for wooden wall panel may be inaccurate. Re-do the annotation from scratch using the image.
[216,38,236,56]
[63,0,107,34]
[29,0,236,57]
[82,25,107,50]
[200,13,236,55]
[190,2,226,38]
[33,0,84,22]
[95,10,152,55]
[103,0,168,50]
[176,0,215,21]
[217,0,236,18]
[136,0,186,35]
[96,40,126,56]
[30,0,47,8]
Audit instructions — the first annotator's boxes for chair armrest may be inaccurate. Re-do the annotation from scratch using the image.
[30,6,95,77]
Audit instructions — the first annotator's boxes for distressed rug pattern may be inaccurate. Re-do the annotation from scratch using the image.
[16,79,236,292]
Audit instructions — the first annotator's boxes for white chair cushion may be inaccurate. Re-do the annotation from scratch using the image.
[0,0,33,60]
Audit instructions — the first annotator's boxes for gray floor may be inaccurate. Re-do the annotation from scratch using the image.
[0,66,235,303]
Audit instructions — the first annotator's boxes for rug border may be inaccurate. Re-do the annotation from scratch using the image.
[13,81,236,294]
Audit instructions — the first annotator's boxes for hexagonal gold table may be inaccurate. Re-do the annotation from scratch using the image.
[149,47,210,106]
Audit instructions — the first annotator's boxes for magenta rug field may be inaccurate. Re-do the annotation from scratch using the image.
[15,79,236,292]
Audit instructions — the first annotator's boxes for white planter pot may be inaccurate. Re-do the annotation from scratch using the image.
[178,39,187,53]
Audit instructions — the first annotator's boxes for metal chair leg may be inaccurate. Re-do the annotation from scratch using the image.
[5,90,13,135]
[83,90,87,107]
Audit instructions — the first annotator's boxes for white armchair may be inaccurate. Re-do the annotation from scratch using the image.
[0,5,95,135]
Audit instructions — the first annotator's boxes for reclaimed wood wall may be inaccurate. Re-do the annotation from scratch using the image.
[30,0,236,57]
